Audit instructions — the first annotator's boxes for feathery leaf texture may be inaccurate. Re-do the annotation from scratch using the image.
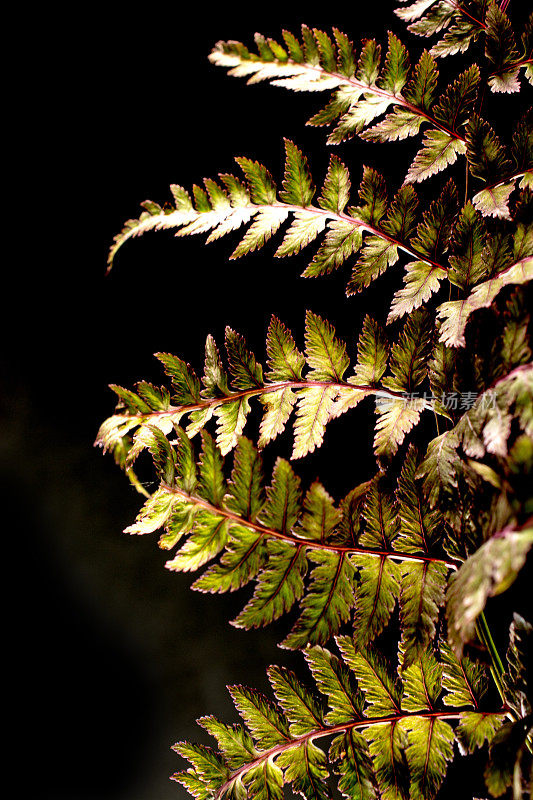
[395,0,533,90]
[174,640,505,800]
[395,0,485,57]
[96,312,443,463]
[107,152,532,347]
[113,430,458,652]
[100,4,533,798]
[107,146,463,290]
[207,25,482,179]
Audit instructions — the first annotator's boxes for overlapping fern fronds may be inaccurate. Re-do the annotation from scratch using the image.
[175,637,510,800]
[100,2,533,798]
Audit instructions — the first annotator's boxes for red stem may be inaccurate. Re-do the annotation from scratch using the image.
[163,482,459,569]
[203,709,502,799]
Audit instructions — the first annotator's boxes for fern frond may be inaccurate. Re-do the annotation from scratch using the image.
[108,144,463,300]
[112,428,461,650]
[208,27,484,186]
[96,312,446,463]
[174,640,505,800]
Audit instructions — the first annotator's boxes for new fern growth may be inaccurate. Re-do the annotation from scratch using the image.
[98,2,533,798]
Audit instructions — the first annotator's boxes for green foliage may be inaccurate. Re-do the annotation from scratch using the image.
[174,639,503,800]
[99,3,533,798]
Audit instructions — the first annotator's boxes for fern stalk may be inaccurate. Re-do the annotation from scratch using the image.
[163,481,458,568]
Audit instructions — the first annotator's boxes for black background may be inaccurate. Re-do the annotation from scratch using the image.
[5,3,529,799]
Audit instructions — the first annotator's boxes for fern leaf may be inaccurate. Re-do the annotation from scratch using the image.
[232,539,307,629]
[405,129,466,183]
[466,114,512,187]
[329,729,379,800]
[318,154,351,214]
[353,166,389,226]
[197,430,226,506]
[303,219,363,278]
[275,210,327,258]
[124,485,180,535]
[383,308,434,393]
[202,334,230,398]
[353,554,401,647]
[165,515,229,572]
[225,328,264,390]
[485,2,522,93]
[268,664,325,737]
[282,551,356,649]
[404,1,455,39]
[398,1,484,59]
[455,711,507,755]
[447,200,488,290]
[198,716,257,771]
[446,523,533,656]
[258,388,297,448]
[351,316,389,386]
[279,138,315,206]
[305,311,350,382]
[265,315,306,381]
[305,646,364,726]
[396,445,441,552]
[297,482,342,542]
[361,477,400,549]
[402,716,455,800]
[173,741,230,796]
[225,437,264,521]
[430,17,481,58]
[401,646,442,711]
[231,207,290,259]
[389,260,447,322]
[399,561,448,667]
[213,396,251,455]
[362,719,410,800]
[291,385,339,460]
[337,639,401,717]
[245,758,284,799]
[440,640,488,710]
[156,353,202,404]
[348,185,418,293]
[403,48,439,110]
[191,526,267,594]
[346,235,399,293]
[276,740,331,800]
[228,684,290,750]
[361,107,424,143]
